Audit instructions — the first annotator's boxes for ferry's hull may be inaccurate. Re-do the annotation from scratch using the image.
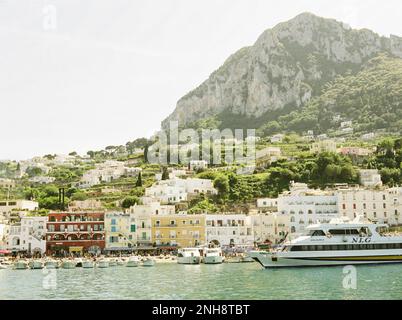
[177,256,200,264]
[203,256,223,264]
[142,259,155,267]
[250,251,402,268]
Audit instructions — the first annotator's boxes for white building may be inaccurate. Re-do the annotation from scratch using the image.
[7,216,47,254]
[278,184,339,234]
[145,178,216,204]
[0,178,15,189]
[359,169,383,188]
[336,187,399,226]
[250,211,290,244]
[205,214,254,247]
[270,134,284,143]
[77,160,138,189]
[189,160,208,171]
[29,176,56,184]
[256,198,278,211]
[0,223,10,250]
[0,200,39,221]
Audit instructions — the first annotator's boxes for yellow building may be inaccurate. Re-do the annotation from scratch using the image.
[105,212,137,252]
[151,214,206,249]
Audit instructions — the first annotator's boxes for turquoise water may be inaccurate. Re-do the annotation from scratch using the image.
[0,263,401,300]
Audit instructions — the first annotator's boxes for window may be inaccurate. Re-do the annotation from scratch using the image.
[111,219,116,225]
[310,230,325,236]
[130,225,136,232]
[111,226,116,232]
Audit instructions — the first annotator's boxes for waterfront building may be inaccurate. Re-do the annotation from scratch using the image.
[336,187,398,225]
[46,211,105,256]
[359,169,383,188]
[205,214,253,247]
[278,183,339,234]
[249,211,290,244]
[310,140,337,154]
[105,212,136,252]
[151,213,206,249]
[0,222,10,250]
[7,216,47,255]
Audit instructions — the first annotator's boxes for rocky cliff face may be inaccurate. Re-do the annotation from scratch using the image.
[162,12,402,129]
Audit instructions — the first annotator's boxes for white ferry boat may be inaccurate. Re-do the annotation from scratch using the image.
[203,248,224,264]
[250,216,402,268]
[177,248,201,264]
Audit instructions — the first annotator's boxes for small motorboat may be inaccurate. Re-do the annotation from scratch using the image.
[108,258,118,267]
[126,256,140,267]
[14,260,29,270]
[0,263,8,269]
[74,258,83,267]
[177,248,201,265]
[45,259,59,269]
[82,259,95,269]
[61,259,76,269]
[29,260,45,269]
[203,248,224,264]
[117,258,126,266]
[142,258,155,267]
[97,258,109,268]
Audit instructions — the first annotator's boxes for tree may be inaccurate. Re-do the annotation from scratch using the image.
[161,167,169,180]
[135,172,143,187]
[122,196,140,209]
[213,175,230,197]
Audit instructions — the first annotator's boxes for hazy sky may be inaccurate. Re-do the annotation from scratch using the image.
[1,0,402,160]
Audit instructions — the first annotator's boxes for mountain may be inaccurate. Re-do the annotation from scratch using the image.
[161,12,402,131]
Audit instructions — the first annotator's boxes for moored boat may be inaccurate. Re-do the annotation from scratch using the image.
[29,260,44,269]
[142,258,155,267]
[45,259,59,269]
[203,248,224,264]
[126,256,140,267]
[108,258,118,267]
[177,248,201,265]
[250,216,402,268]
[14,260,29,270]
[97,258,109,268]
[82,259,95,268]
[61,259,76,269]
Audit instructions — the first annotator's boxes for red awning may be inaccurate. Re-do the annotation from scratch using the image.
[0,249,11,254]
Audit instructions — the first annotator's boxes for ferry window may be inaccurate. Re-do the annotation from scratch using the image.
[310,230,325,236]
[331,245,338,251]
[346,245,353,250]
[290,246,302,251]
[329,229,346,235]
[338,245,347,250]
[316,245,324,251]
[352,244,360,250]
[346,229,360,235]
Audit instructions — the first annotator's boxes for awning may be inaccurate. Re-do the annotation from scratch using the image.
[0,249,11,254]
[104,247,134,251]
[69,246,83,252]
